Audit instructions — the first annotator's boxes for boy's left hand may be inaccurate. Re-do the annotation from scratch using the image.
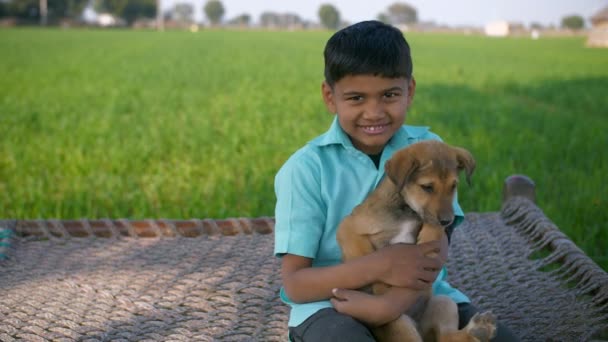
[330,288,412,327]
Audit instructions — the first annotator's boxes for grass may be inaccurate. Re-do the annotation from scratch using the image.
[0,28,606,270]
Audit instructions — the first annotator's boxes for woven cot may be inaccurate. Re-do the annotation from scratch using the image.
[0,176,607,341]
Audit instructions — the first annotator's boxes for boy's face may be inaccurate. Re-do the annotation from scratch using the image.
[322,75,416,155]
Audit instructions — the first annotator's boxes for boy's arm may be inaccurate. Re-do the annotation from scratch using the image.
[281,240,444,304]
[331,287,420,327]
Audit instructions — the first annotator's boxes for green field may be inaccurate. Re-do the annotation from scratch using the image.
[1,28,606,269]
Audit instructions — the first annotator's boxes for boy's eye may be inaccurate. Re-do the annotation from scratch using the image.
[347,95,364,102]
[384,92,401,99]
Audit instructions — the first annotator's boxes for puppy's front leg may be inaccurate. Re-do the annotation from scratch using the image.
[416,222,446,246]
[336,217,375,261]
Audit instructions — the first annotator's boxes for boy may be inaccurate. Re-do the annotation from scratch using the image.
[274,20,517,341]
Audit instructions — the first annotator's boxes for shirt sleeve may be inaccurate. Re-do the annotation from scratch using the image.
[273,151,327,259]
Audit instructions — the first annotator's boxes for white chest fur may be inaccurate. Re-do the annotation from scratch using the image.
[389,219,419,244]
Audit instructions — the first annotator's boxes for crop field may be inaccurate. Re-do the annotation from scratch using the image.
[0,28,606,269]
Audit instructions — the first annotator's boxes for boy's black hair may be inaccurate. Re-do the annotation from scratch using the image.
[323,20,413,87]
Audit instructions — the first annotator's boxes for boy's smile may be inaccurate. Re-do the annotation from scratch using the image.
[322,75,416,155]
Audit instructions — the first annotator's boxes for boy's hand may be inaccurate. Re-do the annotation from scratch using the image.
[331,288,407,327]
[376,240,447,290]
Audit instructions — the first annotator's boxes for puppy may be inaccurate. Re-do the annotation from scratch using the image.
[336,140,496,342]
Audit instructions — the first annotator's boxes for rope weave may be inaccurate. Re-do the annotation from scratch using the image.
[1,199,607,341]
[8,217,275,239]
[0,218,285,341]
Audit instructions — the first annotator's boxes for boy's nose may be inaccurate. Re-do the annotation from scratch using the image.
[363,101,384,119]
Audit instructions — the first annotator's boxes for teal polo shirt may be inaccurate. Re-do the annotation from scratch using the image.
[274,117,470,328]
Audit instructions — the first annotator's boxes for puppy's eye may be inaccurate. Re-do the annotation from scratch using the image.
[420,184,434,193]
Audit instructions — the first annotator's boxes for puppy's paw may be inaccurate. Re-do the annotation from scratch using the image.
[464,311,497,342]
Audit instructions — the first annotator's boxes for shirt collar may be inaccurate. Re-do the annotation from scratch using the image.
[311,117,353,148]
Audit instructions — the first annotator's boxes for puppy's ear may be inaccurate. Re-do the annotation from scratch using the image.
[453,147,476,185]
[385,150,419,189]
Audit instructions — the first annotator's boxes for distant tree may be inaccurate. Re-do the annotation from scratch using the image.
[173,2,194,24]
[260,11,279,27]
[227,13,250,26]
[98,0,128,17]
[386,2,417,25]
[50,0,88,19]
[318,3,339,29]
[121,0,155,25]
[376,12,390,24]
[259,11,302,29]
[4,0,87,22]
[97,0,155,25]
[529,22,544,30]
[204,0,224,25]
[281,12,302,28]
[6,0,40,21]
[561,15,584,30]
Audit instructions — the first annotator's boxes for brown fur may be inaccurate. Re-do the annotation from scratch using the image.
[336,140,496,342]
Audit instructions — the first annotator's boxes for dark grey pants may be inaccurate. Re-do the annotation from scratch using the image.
[288,304,520,342]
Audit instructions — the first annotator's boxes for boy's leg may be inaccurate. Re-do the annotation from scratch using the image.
[288,307,375,342]
[458,303,520,342]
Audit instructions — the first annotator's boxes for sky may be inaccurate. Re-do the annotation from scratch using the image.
[162,0,607,28]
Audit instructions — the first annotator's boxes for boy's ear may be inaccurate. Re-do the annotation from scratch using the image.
[406,77,416,107]
[321,81,337,114]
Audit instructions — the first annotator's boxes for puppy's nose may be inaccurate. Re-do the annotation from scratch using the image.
[440,218,454,227]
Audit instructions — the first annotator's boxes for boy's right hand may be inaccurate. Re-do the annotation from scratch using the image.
[376,241,444,290]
